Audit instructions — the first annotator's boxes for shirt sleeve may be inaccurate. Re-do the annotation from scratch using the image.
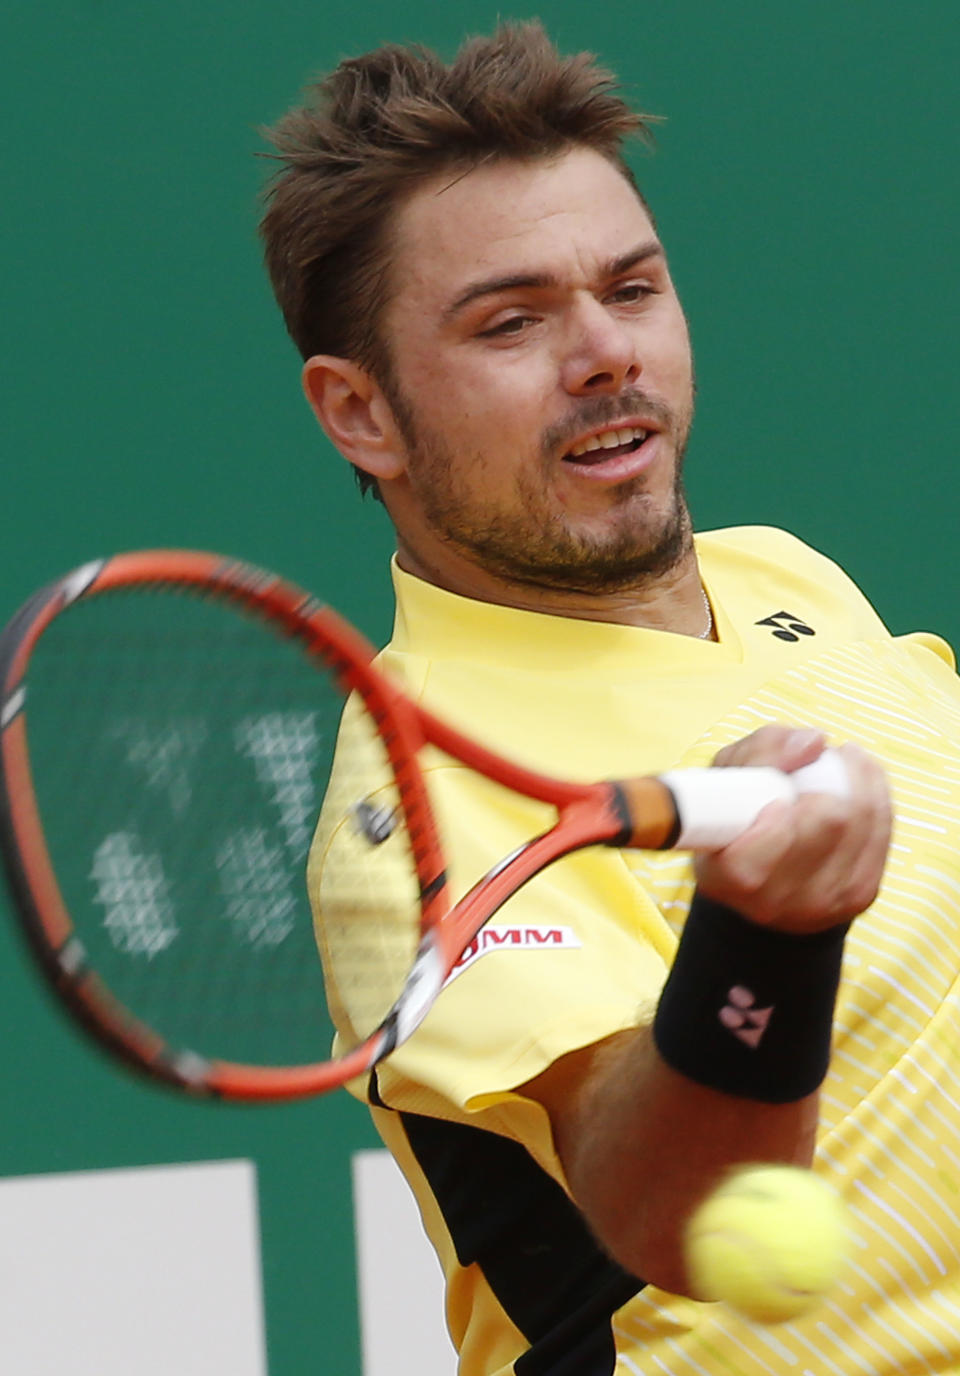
[308,747,676,1126]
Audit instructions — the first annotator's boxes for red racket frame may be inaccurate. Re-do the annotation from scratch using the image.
[0,551,677,1100]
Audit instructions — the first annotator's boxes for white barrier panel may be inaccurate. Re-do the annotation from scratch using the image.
[0,1158,267,1376]
[353,1149,457,1376]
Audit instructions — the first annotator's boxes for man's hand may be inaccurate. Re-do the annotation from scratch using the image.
[694,726,892,934]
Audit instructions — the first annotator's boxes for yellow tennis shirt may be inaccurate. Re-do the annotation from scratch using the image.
[310,525,960,1375]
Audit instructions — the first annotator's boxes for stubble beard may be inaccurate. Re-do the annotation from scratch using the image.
[385,383,695,597]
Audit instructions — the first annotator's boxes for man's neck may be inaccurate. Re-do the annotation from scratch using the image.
[394,540,714,639]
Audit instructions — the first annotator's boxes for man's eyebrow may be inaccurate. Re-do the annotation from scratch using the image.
[605,240,665,280]
[443,239,665,322]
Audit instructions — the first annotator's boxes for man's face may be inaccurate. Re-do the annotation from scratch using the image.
[378,146,696,596]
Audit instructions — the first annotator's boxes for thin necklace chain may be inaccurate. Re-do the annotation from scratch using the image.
[697,587,714,640]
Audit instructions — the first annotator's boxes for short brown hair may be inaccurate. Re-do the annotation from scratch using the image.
[259,21,654,491]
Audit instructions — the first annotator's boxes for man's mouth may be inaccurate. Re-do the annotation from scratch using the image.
[563,425,652,465]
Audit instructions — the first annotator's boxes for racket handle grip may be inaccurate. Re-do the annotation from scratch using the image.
[658,748,850,851]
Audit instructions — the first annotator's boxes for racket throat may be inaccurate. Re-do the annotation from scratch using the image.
[441,792,632,958]
[379,936,446,1055]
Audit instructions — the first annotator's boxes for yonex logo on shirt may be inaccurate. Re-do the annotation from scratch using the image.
[755,611,816,642]
[719,985,774,1048]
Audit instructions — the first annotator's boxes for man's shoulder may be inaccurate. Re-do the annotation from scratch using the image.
[695,523,841,569]
[696,524,870,597]
[695,524,888,637]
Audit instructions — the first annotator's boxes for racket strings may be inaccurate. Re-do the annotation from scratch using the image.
[19,586,422,1069]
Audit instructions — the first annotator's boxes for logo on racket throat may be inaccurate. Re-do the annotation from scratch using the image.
[444,925,582,986]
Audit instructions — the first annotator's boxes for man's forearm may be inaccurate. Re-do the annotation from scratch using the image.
[528,1024,819,1296]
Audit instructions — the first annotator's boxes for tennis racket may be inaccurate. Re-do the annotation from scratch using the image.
[0,550,847,1101]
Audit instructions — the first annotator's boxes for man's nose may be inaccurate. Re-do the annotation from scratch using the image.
[560,300,641,396]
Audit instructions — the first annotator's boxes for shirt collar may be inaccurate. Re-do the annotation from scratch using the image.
[388,554,725,673]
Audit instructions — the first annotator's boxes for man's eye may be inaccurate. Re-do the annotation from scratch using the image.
[481,315,534,338]
[609,283,657,304]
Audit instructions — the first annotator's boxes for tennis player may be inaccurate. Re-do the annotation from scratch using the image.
[262,23,960,1374]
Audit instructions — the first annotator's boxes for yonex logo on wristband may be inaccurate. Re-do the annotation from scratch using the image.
[719,986,774,1048]
[655,896,846,1100]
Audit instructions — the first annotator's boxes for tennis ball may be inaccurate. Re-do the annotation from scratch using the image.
[684,1164,849,1324]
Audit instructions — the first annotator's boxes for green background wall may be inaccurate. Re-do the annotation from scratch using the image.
[2,2,958,1371]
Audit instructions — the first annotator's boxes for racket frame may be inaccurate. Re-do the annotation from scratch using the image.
[0,551,669,1100]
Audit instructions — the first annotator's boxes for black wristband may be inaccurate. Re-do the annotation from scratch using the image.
[652,893,849,1103]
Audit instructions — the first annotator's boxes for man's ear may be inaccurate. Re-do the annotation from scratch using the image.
[301,355,407,482]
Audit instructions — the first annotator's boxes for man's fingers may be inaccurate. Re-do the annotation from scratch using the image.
[711,725,828,773]
[694,740,891,933]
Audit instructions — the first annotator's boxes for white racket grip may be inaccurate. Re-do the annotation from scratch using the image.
[660,748,849,851]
